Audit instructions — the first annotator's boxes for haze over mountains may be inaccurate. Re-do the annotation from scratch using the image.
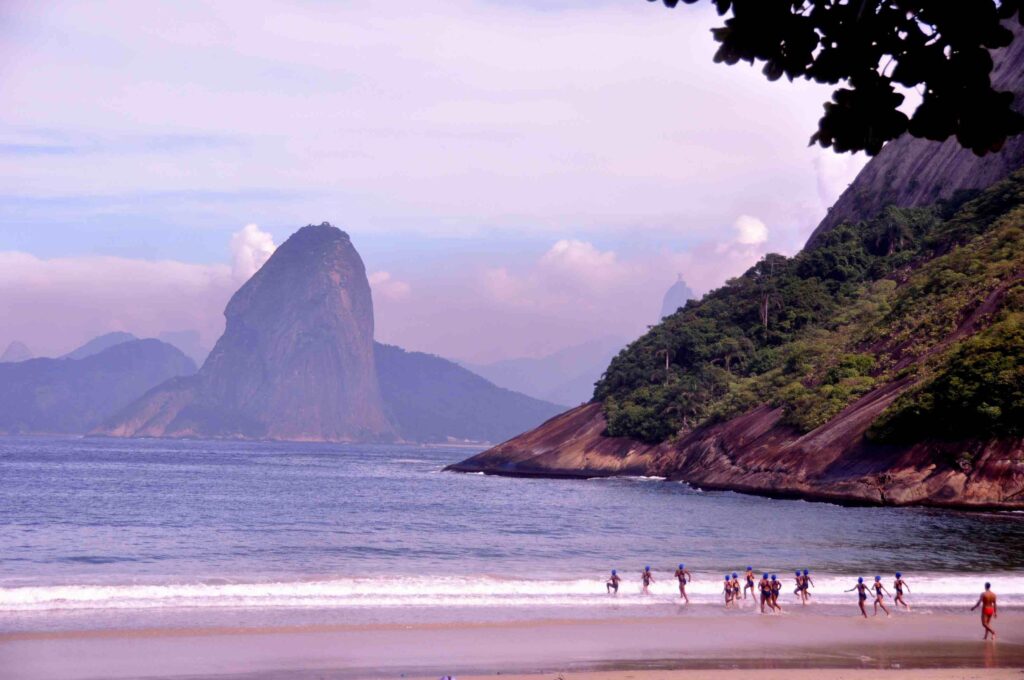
[0,339,196,434]
[464,336,626,408]
[0,341,33,363]
[451,24,1024,509]
[92,224,561,443]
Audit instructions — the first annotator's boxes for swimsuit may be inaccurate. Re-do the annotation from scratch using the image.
[983,606,995,616]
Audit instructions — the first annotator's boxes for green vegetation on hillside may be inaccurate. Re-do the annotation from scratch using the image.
[596,172,1024,444]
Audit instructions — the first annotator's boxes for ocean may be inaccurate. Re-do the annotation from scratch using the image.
[2,436,1022,634]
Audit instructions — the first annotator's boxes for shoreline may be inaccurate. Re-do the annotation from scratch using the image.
[3,611,1021,680]
[444,465,1024,512]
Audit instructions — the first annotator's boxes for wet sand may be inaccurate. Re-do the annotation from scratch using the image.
[1,611,1021,679]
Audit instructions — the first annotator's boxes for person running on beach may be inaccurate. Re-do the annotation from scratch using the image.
[606,569,621,595]
[846,577,870,618]
[730,573,741,604]
[770,574,782,611]
[872,576,890,616]
[971,583,998,640]
[893,572,910,610]
[674,563,692,603]
[793,570,805,604]
[723,575,734,608]
[803,569,814,599]
[744,567,755,599]
[641,566,655,594]
[758,573,772,613]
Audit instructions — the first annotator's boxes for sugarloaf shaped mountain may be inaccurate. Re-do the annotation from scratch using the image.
[97,223,562,443]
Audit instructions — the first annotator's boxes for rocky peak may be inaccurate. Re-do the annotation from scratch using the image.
[98,222,396,442]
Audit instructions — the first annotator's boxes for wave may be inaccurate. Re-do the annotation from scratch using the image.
[1,573,1021,613]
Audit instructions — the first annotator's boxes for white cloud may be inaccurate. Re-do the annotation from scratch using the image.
[368,270,411,300]
[734,215,769,245]
[230,223,276,281]
[0,252,233,357]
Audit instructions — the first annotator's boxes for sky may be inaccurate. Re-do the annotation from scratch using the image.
[0,0,866,363]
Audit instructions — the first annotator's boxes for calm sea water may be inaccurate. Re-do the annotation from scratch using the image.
[1,436,1022,632]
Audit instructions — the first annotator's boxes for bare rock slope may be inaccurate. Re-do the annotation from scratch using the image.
[806,21,1024,247]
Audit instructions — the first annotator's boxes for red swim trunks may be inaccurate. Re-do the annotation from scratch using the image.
[983,607,995,616]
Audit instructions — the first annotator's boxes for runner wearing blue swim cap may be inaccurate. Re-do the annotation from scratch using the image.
[803,569,814,601]
[758,573,772,613]
[846,577,870,618]
[893,572,910,610]
[641,566,654,594]
[730,573,741,603]
[723,575,734,608]
[769,574,782,612]
[872,576,891,617]
[606,569,621,595]
[674,563,692,603]
[744,567,755,600]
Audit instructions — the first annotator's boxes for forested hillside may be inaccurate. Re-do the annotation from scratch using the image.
[596,173,1024,448]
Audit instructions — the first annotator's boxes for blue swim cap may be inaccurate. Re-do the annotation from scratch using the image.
[896,572,902,578]
[732,572,738,578]
[803,569,809,575]
[875,575,881,581]
[747,566,752,570]
[795,570,800,576]
[679,564,684,569]
[645,566,650,571]
[858,577,864,583]
[771,574,777,580]
[611,569,616,575]
[763,573,768,578]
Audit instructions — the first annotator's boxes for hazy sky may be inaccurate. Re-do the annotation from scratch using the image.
[0,0,865,362]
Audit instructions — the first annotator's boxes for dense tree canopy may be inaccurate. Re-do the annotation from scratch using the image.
[595,172,1024,443]
[651,0,1024,155]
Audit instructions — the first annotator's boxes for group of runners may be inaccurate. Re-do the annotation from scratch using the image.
[604,566,1000,639]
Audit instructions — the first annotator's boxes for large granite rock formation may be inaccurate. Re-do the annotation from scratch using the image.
[0,340,196,434]
[97,224,396,442]
[806,21,1024,247]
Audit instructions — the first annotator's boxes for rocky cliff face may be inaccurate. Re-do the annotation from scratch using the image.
[806,22,1024,248]
[97,224,396,442]
[451,394,1024,509]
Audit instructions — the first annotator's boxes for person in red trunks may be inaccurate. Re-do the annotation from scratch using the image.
[971,582,998,640]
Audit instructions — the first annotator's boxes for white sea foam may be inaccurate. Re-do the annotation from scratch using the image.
[1,573,1020,613]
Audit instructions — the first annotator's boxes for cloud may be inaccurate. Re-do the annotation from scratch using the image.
[0,223,276,357]
[733,215,768,246]
[230,223,275,281]
[368,271,411,300]
[0,0,866,248]
[0,251,233,357]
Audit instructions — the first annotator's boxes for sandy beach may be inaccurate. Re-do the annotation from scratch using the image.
[2,610,1021,679]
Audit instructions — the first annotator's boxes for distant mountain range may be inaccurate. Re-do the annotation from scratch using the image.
[0,339,197,434]
[376,343,562,443]
[463,336,626,407]
[0,340,33,363]
[93,224,562,443]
